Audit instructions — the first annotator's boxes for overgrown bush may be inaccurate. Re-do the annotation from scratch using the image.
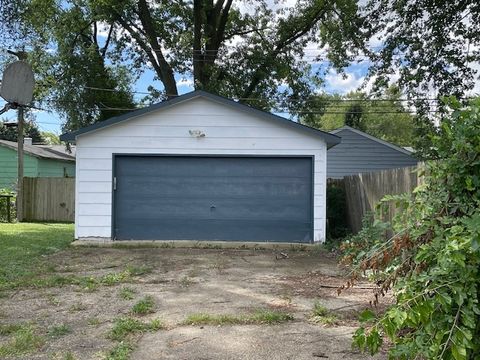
[340,98,480,359]
[0,189,15,222]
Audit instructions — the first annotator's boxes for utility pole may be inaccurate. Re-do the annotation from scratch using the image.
[17,106,24,222]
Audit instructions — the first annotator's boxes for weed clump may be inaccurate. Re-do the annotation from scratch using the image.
[131,296,155,315]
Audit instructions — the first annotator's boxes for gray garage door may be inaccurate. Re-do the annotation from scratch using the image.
[113,155,313,242]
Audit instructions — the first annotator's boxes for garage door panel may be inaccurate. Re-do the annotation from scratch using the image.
[116,197,309,221]
[114,156,313,242]
[115,218,312,242]
[116,157,311,178]
[119,176,311,198]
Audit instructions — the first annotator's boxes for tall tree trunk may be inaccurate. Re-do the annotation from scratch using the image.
[193,0,205,88]
[137,0,177,96]
[193,0,233,90]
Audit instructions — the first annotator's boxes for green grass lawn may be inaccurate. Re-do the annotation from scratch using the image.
[0,223,74,290]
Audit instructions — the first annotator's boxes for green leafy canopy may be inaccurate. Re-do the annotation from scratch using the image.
[301,87,416,147]
[0,120,44,143]
[0,0,366,132]
[341,98,480,359]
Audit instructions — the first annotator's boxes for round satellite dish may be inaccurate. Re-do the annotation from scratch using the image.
[0,61,35,106]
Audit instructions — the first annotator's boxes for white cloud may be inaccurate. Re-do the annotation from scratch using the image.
[367,32,385,50]
[176,78,194,88]
[235,0,296,18]
[96,21,112,38]
[324,69,364,94]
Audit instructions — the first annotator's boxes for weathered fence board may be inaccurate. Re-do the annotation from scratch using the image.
[342,164,423,233]
[22,177,75,222]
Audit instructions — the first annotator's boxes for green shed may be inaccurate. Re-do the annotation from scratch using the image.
[0,140,75,190]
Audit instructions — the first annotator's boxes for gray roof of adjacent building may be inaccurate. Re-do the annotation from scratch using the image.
[0,140,75,162]
[37,144,76,157]
[329,126,413,155]
[326,126,418,178]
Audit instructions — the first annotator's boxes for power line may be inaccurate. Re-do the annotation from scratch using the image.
[36,101,437,110]
[5,107,445,129]
[0,100,454,119]
[63,86,460,103]
[30,106,439,115]
[28,95,452,114]
[4,107,436,121]
[275,109,438,114]
[83,86,151,95]
[174,48,475,56]
[4,86,460,119]
[190,47,388,52]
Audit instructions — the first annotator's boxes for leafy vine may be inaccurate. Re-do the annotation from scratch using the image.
[340,98,480,359]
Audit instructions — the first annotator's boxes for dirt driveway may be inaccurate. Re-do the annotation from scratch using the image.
[0,246,387,359]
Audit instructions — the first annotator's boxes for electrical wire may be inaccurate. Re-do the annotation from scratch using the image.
[28,106,440,115]
[0,97,452,118]
[48,87,460,103]
[7,94,449,116]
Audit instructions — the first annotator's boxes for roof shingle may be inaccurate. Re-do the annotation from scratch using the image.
[0,140,75,162]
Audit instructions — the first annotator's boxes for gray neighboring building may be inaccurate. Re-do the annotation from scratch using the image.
[327,126,418,178]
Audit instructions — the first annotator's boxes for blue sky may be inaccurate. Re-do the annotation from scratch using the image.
[0,1,385,135]
[1,1,478,136]
[0,61,371,135]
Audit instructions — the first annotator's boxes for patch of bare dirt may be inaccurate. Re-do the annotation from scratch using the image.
[276,270,394,324]
[0,247,389,359]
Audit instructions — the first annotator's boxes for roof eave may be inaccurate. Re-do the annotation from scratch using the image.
[60,90,342,148]
[59,92,204,143]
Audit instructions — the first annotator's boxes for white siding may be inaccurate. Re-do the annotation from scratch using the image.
[75,96,328,242]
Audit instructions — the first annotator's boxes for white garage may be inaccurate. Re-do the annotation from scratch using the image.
[60,90,340,243]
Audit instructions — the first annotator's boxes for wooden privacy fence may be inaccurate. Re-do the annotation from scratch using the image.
[342,164,424,233]
[22,177,75,222]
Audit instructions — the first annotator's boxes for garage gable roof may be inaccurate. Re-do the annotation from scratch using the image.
[330,125,413,155]
[60,90,341,148]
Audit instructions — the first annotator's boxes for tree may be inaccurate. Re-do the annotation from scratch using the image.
[341,98,480,359]
[0,120,43,143]
[0,0,369,130]
[87,0,367,103]
[1,0,136,132]
[40,132,60,145]
[356,1,480,157]
[301,88,416,147]
[363,0,480,99]
[344,103,364,131]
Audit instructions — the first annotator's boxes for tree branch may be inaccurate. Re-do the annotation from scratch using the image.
[114,15,165,82]
[213,0,225,19]
[193,0,233,88]
[193,0,204,86]
[242,6,331,99]
[137,0,177,95]
[70,21,95,53]
[439,306,462,359]
[93,21,98,47]
[224,27,269,41]
[215,0,233,48]
[101,24,114,59]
